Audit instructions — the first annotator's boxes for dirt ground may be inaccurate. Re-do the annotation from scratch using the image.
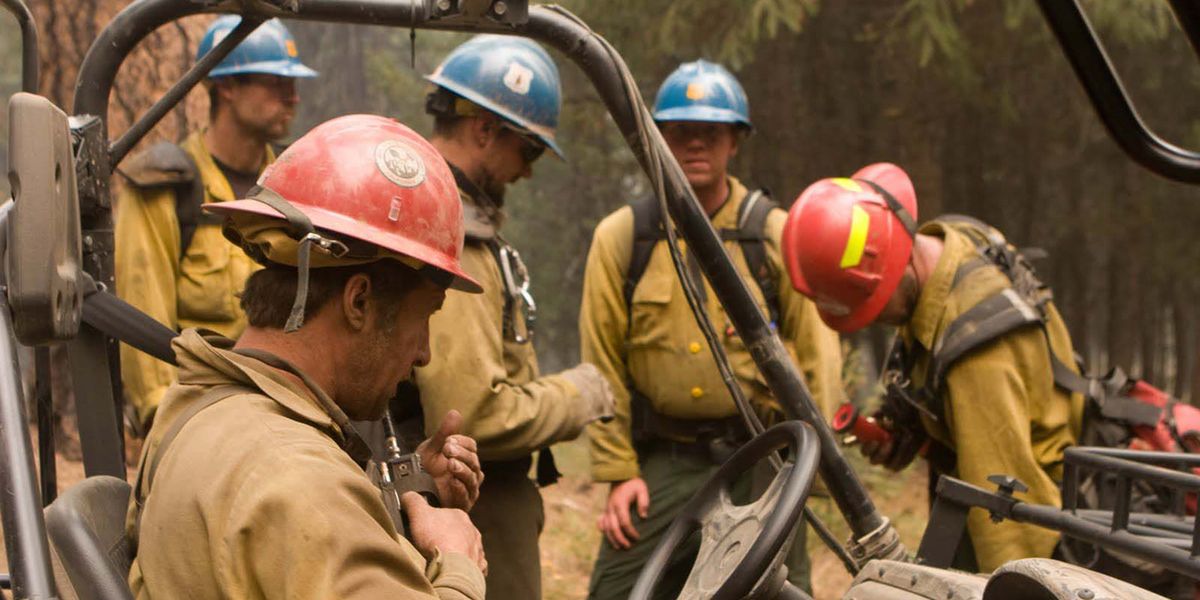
[9,433,927,600]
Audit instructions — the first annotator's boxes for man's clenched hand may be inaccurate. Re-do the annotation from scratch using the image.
[416,410,484,510]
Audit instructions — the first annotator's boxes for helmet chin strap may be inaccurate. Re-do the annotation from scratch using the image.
[246,186,349,333]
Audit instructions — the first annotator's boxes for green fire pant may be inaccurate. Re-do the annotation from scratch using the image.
[587,444,811,599]
[471,460,546,599]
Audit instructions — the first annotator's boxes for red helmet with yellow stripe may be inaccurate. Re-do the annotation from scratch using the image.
[781,163,918,333]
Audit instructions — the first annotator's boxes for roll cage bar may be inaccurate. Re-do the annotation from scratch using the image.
[1,0,1200,597]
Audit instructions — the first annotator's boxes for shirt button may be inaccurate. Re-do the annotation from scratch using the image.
[690,387,703,399]
[688,342,702,354]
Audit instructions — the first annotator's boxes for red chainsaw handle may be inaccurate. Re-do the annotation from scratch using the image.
[831,403,892,446]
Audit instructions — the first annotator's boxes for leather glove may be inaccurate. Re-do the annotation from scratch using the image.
[560,363,616,424]
[864,409,927,471]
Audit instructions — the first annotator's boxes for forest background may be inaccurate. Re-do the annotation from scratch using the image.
[1,2,1200,597]
[2,0,1199,398]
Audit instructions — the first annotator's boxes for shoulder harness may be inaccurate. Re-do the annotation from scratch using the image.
[117,141,218,256]
[886,214,1160,429]
[624,188,781,326]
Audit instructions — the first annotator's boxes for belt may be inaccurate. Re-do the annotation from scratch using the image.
[481,456,533,477]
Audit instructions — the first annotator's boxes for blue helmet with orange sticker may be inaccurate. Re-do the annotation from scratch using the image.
[653,60,751,129]
[197,16,317,80]
[425,35,564,158]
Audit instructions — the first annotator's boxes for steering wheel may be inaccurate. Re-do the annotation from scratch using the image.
[629,420,821,600]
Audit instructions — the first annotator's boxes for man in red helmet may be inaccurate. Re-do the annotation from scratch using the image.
[781,163,1084,573]
[126,115,488,599]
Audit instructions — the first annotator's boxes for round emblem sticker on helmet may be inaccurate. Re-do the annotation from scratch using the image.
[375,140,427,188]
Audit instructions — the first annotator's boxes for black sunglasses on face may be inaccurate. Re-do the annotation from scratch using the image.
[499,122,547,164]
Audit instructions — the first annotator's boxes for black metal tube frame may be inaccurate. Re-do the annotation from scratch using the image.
[0,0,39,93]
[1036,0,1200,183]
[0,203,58,598]
[1061,446,1200,557]
[930,474,1200,581]
[70,0,889,540]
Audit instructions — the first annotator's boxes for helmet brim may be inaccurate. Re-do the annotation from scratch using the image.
[205,200,483,294]
[653,106,752,130]
[209,60,319,80]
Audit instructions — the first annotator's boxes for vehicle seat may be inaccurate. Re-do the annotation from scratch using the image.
[44,475,134,600]
[982,558,1168,600]
[841,559,988,600]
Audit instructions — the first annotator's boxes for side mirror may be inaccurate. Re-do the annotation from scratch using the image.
[5,92,83,345]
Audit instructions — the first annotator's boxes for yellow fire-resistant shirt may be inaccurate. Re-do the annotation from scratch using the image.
[581,177,845,482]
[127,329,485,600]
[901,222,1085,573]
[414,184,596,461]
[114,132,268,423]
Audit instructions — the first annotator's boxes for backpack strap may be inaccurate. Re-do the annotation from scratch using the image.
[624,195,665,310]
[131,384,253,545]
[117,141,211,256]
[625,190,781,322]
[725,189,781,326]
[925,286,1044,413]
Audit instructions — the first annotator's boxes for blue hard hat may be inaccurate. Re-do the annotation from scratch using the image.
[197,16,317,79]
[426,35,564,158]
[653,60,751,129]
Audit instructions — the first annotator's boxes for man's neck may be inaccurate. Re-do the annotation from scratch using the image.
[693,175,730,217]
[234,326,338,400]
[431,136,484,190]
[911,233,944,289]
[205,113,268,173]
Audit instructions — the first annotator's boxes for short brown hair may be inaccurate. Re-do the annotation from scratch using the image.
[240,260,424,329]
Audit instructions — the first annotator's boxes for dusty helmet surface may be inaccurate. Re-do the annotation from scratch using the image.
[206,114,481,294]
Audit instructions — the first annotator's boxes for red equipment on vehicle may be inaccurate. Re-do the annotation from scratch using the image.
[781,163,919,333]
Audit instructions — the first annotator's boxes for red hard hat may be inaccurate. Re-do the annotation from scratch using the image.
[206,114,481,294]
[781,163,918,333]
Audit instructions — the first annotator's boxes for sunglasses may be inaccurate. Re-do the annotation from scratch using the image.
[499,122,547,164]
[659,122,732,145]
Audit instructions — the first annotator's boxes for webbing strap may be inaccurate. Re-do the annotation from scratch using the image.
[929,289,1043,392]
[624,190,778,313]
[132,384,253,541]
[858,178,917,237]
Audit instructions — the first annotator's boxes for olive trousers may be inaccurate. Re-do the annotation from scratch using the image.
[471,461,546,599]
[587,445,811,599]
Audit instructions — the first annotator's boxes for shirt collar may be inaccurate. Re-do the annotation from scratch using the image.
[175,330,371,463]
[902,222,973,351]
[709,176,748,228]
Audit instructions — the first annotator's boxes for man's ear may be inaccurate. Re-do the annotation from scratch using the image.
[472,114,499,149]
[342,273,372,331]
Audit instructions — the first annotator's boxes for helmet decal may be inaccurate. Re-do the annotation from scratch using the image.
[374,140,427,188]
[839,204,870,269]
[503,62,534,95]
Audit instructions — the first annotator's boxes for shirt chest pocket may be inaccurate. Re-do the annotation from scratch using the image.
[626,267,675,351]
[177,225,240,324]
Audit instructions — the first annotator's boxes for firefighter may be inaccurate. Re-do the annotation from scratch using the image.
[780,163,1084,572]
[128,115,488,599]
[115,16,316,429]
[581,60,844,599]
[413,35,615,599]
